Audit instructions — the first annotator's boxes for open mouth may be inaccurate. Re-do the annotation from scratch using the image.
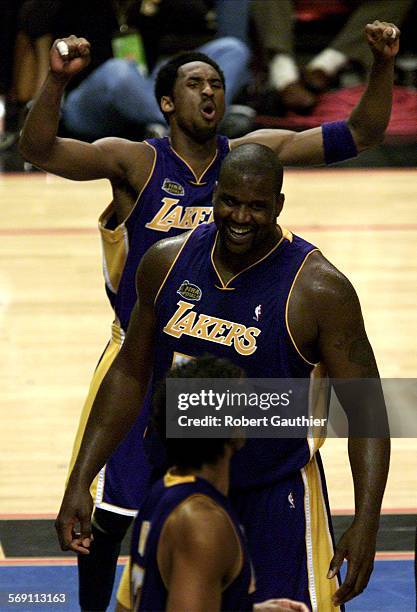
[200,102,216,121]
[226,225,254,243]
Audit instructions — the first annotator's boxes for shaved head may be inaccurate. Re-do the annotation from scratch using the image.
[219,144,284,196]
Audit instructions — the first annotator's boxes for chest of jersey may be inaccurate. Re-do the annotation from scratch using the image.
[155,224,315,380]
[151,226,323,486]
[112,136,230,330]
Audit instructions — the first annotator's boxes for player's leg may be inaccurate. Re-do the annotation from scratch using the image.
[115,560,132,612]
[116,510,144,612]
[231,454,340,610]
[67,331,131,611]
[78,508,133,611]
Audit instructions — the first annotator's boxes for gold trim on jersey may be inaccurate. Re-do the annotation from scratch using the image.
[215,285,235,291]
[99,211,130,294]
[154,229,197,306]
[125,141,158,224]
[211,227,290,289]
[171,351,195,367]
[98,142,157,294]
[285,248,320,367]
[307,364,328,457]
[169,141,219,185]
[164,470,197,487]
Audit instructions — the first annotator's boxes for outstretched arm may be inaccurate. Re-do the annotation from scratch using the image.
[55,236,185,554]
[233,21,400,165]
[310,258,390,607]
[18,36,148,182]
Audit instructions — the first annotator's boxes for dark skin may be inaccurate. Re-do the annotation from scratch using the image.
[125,443,308,612]
[19,22,400,225]
[143,444,243,612]
[56,164,390,608]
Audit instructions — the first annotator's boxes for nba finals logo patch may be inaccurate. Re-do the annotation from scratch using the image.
[162,178,185,196]
[177,280,202,301]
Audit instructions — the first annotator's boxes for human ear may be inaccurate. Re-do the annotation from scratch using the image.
[161,96,174,114]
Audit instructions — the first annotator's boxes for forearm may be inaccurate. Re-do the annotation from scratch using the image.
[348,57,394,150]
[349,437,390,526]
[69,365,147,488]
[35,35,54,93]
[19,72,68,163]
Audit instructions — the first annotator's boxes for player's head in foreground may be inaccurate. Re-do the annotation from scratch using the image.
[152,354,243,471]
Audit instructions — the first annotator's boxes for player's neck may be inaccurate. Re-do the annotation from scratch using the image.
[174,457,230,496]
[196,459,230,496]
[170,129,218,172]
[215,227,282,282]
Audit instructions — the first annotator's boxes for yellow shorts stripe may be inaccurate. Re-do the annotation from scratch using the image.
[117,559,132,610]
[303,456,340,611]
[66,321,123,501]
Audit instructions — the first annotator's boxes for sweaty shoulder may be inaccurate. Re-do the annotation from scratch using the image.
[166,494,232,535]
[288,250,360,363]
[136,232,192,304]
[296,250,357,312]
[158,494,241,586]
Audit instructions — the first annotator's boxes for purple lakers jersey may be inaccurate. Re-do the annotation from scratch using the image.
[131,473,253,611]
[151,223,323,488]
[99,135,230,330]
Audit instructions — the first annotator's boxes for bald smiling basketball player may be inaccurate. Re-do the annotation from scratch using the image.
[56,144,390,610]
[19,23,399,609]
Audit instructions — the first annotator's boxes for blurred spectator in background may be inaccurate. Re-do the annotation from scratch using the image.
[251,0,413,114]
[0,1,26,150]
[18,0,252,140]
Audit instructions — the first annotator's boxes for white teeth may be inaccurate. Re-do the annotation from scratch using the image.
[230,226,251,235]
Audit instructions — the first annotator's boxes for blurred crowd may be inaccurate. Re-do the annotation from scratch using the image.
[1,0,416,149]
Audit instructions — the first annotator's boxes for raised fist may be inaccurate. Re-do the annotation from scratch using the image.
[50,35,91,81]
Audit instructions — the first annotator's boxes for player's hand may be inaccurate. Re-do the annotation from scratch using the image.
[50,36,91,82]
[365,21,400,61]
[254,599,309,612]
[55,483,94,554]
[328,520,378,606]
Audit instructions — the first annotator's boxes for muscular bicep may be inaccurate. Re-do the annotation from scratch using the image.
[161,500,239,612]
[315,268,388,433]
[232,126,325,165]
[317,272,379,379]
[25,136,149,182]
[165,547,223,612]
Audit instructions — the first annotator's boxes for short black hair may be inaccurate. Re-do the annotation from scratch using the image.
[151,355,241,470]
[219,143,284,196]
[154,52,225,122]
